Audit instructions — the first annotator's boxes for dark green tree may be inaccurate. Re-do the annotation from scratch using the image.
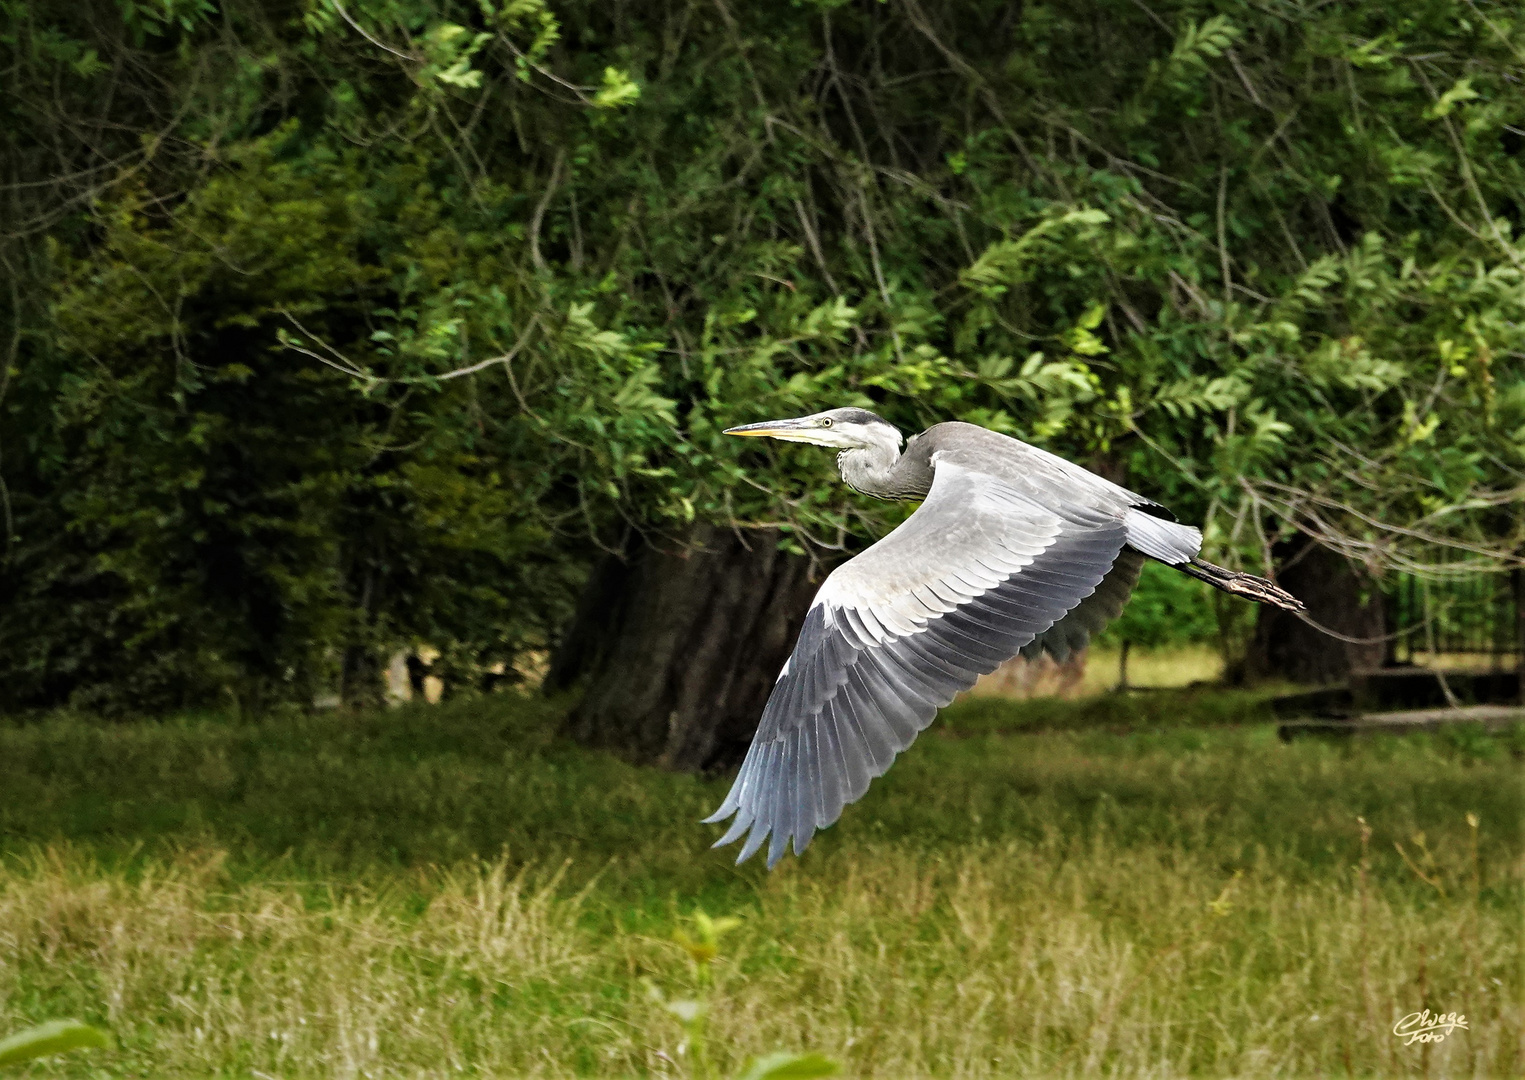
[2,0,1520,750]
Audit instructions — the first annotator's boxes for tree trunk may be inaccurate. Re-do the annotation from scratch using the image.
[546,525,825,772]
[1516,568,1524,705]
[1243,538,1385,684]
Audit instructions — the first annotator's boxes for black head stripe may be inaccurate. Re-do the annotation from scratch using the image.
[826,407,889,426]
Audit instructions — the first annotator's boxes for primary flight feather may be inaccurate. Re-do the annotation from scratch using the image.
[706,408,1303,868]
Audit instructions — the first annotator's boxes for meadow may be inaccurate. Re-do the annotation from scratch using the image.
[0,691,1519,1078]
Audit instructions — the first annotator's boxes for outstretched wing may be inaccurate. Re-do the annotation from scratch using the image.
[705,461,1128,867]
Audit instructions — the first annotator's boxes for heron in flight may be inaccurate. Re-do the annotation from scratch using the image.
[705,407,1303,868]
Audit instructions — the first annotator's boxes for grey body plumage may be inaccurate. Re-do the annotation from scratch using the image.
[711,407,1303,868]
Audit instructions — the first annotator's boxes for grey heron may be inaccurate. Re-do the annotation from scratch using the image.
[705,407,1303,867]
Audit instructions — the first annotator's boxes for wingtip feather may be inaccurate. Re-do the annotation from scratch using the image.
[711,814,751,849]
[700,805,732,825]
[736,822,770,864]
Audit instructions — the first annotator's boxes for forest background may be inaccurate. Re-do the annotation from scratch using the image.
[1,0,1523,745]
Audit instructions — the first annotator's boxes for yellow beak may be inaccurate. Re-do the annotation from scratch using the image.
[722,418,829,444]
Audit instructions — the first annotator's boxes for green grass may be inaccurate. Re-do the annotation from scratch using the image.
[940,683,1286,736]
[0,694,1520,1077]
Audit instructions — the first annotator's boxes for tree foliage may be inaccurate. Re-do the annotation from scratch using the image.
[1,0,1521,711]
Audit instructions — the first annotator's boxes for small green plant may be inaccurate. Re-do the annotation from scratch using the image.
[647,910,839,1080]
[0,1021,108,1069]
[735,1051,841,1080]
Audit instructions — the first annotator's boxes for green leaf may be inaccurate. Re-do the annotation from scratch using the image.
[735,1051,841,1080]
[0,1021,109,1068]
[592,67,641,108]
[1169,15,1241,69]
[71,48,106,78]
[960,209,1110,297]
[1426,77,1478,119]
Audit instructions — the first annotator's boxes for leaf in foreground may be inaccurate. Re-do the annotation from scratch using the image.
[0,1021,109,1068]
[736,1050,840,1080]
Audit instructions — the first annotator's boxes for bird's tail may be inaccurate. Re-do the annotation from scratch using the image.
[1178,558,1304,612]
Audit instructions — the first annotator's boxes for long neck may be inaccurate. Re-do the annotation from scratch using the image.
[837,428,928,500]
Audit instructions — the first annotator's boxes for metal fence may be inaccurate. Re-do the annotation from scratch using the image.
[1389,569,1523,667]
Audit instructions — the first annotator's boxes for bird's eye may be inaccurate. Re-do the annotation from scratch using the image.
[821,418,833,427]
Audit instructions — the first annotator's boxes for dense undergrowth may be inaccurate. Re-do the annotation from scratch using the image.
[0,693,1519,1077]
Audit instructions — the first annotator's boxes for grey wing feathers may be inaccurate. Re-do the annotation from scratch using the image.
[705,462,1128,867]
[1021,548,1145,664]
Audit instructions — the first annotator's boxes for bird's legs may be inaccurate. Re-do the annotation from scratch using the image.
[1178,558,1305,612]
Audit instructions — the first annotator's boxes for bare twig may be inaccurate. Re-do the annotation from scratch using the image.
[435,318,539,382]
[280,311,371,379]
[529,150,565,275]
[331,0,417,63]
[1216,165,1232,305]
[793,201,840,295]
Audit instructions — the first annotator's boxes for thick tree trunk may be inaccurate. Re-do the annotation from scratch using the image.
[546,525,824,772]
[1243,538,1385,684]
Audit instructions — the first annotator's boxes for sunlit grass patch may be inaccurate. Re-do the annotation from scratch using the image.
[972,644,1228,700]
[1084,643,1225,691]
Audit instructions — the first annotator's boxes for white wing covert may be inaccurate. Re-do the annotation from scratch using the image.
[705,461,1128,866]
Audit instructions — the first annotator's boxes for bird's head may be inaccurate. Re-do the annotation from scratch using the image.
[724,407,903,452]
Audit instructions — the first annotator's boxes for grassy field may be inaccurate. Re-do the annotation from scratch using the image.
[0,691,1520,1078]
